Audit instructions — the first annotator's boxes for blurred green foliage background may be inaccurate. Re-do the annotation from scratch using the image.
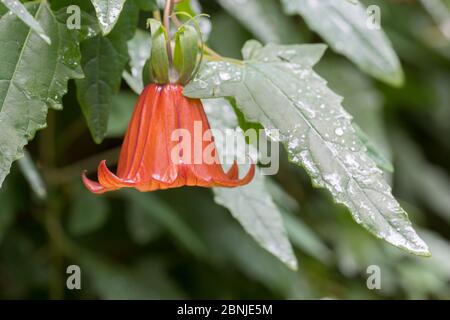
[0,0,450,299]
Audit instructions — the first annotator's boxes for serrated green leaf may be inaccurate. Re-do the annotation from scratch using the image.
[90,0,126,35]
[76,1,138,143]
[281,0,404,86]
[184,41,430,256]
[217,0,304,44]
[203,98,298,270]
[354,124,393,173]
[316,58,394,173]
[1,0,50,44]
[0,2,83,187]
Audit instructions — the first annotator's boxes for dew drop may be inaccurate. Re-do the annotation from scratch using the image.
[335,128,344,136]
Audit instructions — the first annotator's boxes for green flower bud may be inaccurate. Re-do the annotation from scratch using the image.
[173,24,201,85]
[146,19,170,84]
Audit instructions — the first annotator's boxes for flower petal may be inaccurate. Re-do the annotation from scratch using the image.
[82,171,108,194]
[98,160,135,189]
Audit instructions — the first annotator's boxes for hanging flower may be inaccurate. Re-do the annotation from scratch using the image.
[82,18,255,194]
[82,84,255,194]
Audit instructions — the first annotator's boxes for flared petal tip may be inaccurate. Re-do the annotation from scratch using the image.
[235,162,256,186]
[82,161,140,194]
[217,162,256,188]
[82,170,107,194]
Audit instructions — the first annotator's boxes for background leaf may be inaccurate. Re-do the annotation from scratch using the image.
[126,200,163,245]
[281,0,404,86]
[0,179,15,244]
[76,1,138,143]
[216,0,304,44]
[123,29,151,94]
[107,91,137,138]
[68,185,108,236]
[0,0,50,44]
[79,252,185,299]
[17,149,47,199]
[122,191,207,258]
[0,2,83,186]
[394,131,450,223]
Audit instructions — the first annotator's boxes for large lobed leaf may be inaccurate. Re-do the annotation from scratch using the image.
[281,0,404,86]
[184,40,430,256]
[0,2,83,187]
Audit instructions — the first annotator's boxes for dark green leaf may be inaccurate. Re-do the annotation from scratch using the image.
[76,1,138,143]
[135,0,158,11]
[76,36,122,143]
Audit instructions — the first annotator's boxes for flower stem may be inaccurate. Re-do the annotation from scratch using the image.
[164,0,175,65]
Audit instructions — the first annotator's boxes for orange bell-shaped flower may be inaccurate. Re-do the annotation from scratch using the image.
[82,84,255,194]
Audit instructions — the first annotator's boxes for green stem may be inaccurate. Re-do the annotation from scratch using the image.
[164,0,175,65]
